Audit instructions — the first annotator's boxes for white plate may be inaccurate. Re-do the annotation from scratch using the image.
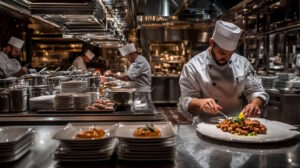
[116,122,175,139]
[0,127,33,144]
[196,118,300,143]
[53,123,118,142]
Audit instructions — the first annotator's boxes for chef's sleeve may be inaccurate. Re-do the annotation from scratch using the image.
[178,64,202,113]
[127,62,143,80]
[243,62,269,106]
[0,61,7,78]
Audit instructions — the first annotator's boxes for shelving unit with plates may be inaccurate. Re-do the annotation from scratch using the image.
[148,41,190,77]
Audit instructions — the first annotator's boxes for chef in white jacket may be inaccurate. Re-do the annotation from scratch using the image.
[72,50,95,71]
[104,43,151,93]
[0,36,27,78]
[178,20,269,122]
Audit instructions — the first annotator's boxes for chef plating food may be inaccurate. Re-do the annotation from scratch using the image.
[178,20,269,122]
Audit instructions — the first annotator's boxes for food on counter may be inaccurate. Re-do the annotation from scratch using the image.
[75,128,106,139]
[85,98,115,111]
[133,124,161,138]
[216,117,267,136]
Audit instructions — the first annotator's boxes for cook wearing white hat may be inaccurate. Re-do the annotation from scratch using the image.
[72,50,95,71]
[0,36,27,78]
[178,20,268,123]
[104,43,151,95]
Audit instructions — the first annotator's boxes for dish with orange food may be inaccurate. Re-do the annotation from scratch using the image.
[133,124,161,138]
[75,128,106,140]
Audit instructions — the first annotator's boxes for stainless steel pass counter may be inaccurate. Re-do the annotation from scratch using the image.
[0,125,299,168]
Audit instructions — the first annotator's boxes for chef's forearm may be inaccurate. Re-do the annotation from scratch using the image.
[13,69,25,77]
[112,73,131,81]
[188,99,203,115]
[250,97,263,108]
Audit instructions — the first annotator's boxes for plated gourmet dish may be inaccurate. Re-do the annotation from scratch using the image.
[75,128,106,139]
[216,113,267,136]
[133,124,161,138]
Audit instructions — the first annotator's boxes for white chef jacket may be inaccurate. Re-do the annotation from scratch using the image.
[0,52,21,78]
[178,49,269,121]
[127,55,151,93]
[72,56,87,71]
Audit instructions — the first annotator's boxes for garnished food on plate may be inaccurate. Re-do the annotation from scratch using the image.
[75,128,106,139]
[133,124,161,138]
[216,112,267,136]
[85,98,115,111]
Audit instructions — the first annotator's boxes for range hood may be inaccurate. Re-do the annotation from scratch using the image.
[0,0,132,47]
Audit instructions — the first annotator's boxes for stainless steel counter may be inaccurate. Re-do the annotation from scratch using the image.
[1,124,299,168]
[0,112,166,125]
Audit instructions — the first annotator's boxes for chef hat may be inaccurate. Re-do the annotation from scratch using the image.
[84,50,95,60]
[8,36,24,49]
[212,20,242,51]
[119,43,136,57]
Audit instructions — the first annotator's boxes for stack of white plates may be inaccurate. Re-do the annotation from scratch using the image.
[61,80,87,93]
[73,94,91,110]
[276,72,289,81]
[260,76,277,89]
[116,122,176,161]
[29,95,54,111]
[53,123,117,162]
[54,93,74,110]
[0,127,34,163]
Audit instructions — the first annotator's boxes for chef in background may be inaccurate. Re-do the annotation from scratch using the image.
[72,49,95,72]
[104,43,151,96]
[0,36,27,78]
[178,20,269,123]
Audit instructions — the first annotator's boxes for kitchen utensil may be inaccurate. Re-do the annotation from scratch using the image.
[217,111,228,119]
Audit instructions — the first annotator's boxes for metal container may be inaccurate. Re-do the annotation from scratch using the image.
[30,85,50,98]
[47,76,70,94]
[10,88,27,112]
[108,88,135,111]
[24,74,48,86]
[0,77,17,88]
[0,89,10,112]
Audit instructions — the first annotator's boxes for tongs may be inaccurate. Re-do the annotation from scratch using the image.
[217,111,229,120]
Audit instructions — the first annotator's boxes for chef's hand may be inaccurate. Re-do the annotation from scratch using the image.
[104,70,112,77]
[198,98,222,115]
[242,103,261,118]
[242,98,263,118]
[21,67,28,74]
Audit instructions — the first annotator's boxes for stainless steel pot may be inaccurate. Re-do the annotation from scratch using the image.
[10,88,27,112]
[24,74,48,86]
[108,88,136,111]
[47,76,70,94]
[30,85,50,98]
[0,89,10,112]
[0,77,17,88]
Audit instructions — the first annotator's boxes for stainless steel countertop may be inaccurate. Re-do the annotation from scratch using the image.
[1,124,299,168]
[0,112,166,125]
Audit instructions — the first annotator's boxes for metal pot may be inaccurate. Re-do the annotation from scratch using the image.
[24,74,48,86]
[0,77,17,88]
[108,88,136,111]
[0,89,10,112]
[10,88,27,112]
[29,85,50,98]
[47,76,70,94]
